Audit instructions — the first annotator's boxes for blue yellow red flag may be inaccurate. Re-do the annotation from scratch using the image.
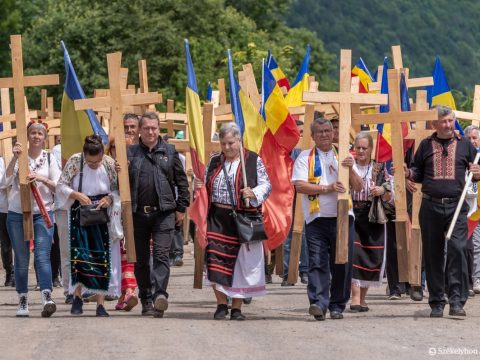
[285,45,310,107]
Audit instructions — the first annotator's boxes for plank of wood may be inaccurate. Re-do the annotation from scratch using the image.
[303,91,388,105]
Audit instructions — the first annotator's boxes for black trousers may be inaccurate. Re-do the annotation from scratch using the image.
[0,213,13,274]
[51,224,61,279]
[305,216,354,313]
[133,210,175,300]
[419,198,469,308]
[385,221,405,295]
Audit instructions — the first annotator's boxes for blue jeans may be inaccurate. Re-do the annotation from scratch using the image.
[305,216,354,313]
[283,227,309,277]
[7,211,55,294]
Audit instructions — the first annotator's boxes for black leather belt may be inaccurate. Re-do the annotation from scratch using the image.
[141,205,159,214]
[422,194,459,204]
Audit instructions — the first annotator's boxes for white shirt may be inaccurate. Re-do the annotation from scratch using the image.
[292,148,353,224]
[2,151,61,214]
[0,158,9,213]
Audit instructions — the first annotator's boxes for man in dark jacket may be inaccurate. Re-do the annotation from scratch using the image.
[128,112,189,317]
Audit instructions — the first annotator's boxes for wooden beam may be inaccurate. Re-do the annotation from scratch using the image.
[352,110,438,126]
[303,91,388,105]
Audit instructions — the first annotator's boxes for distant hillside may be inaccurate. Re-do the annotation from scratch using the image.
[288,0,480,106]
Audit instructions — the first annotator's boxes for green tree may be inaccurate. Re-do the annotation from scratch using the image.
[0,0,19,77]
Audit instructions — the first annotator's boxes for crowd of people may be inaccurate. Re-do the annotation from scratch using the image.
[1,105,479,320]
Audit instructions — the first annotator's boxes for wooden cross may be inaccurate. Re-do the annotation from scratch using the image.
[193,103,221,289]
[0,35,59,240]
[0,89,14,164]
[159,99,187,136]
[403,90,435,285]
[302,49,388,264]
[138,59,159,113]
[74,51,162,262]
[352,69,438,281]
[40,90,60,148]
[454,85,480,127]
[368,45,434,92]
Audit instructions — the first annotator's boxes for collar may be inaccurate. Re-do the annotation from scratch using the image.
[139,137,164,153]
[429,131,461,143]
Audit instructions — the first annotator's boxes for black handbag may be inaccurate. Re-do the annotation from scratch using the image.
[221,158,267,244]
[75,154,110,227]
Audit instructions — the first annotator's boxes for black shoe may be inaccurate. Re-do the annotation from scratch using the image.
[52,277,62,288]
[243,297,252,305]
[265,274,273,284]
[214,304,229,320]
[230,309,246,320]
[70,296,83,315]
[9,276,15,288]
[309,304,325,321]
[141,299,155,316]
[330,310,344,319]
[281,277,294,287]
[430,305,444,318]
[65,294,74,305]
[96,304,110,317]
[388,292,402,300]
[173,256,184,267]
[4,272,13,287]
[153,310,164,318]
[359,306,369,312]
[449,305,466,317]
[350,305,362,313]
[300,272,308,285]
[410,287,423,301]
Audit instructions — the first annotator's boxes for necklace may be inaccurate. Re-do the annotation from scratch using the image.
[29,151,47,174]
[357,161,371,182]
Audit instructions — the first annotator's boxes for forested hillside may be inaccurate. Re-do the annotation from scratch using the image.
[288,0,480,107]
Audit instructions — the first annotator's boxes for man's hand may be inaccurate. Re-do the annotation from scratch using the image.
[470,162,480,180]
[175,211,185,226]
[333,181,347,193]
[406,179,417,193]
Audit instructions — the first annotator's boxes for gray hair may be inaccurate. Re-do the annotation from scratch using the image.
[432,105,454,120]
[27,123,47,137]
[355,131,374,149]
[465,124,480,137]
[310,116,333,135]
[219,122,241,140]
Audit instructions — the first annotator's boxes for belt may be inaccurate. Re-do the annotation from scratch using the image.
[140,205,159,214]
[212,203,232,209]
[422,194,459,204]
[353,201,371,209]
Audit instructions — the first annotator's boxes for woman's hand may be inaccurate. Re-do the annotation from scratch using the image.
[13,143,22,159]
[73,191,92,205]
[341,155,355,169]
[26,174,48,184]
[96,195,113,209]
[370,185,385,197]
[240,187,256,200]
[193,177,204,190]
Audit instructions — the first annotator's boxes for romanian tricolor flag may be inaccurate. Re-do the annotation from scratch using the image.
[184,39,208,247]
[260,61,300,250]
[227,49,266,154]
[60,41,107,165]
[427,56,464,135]
[267,50,290,92]
[285,45,310,108]
[351,57,374,93]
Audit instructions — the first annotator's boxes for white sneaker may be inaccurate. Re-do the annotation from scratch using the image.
[474,278,480,294]
[16,294,29,317]
[41,289,56,318]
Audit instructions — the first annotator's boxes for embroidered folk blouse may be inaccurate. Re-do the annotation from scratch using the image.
[409,133,477,198]
[206,156,271,208]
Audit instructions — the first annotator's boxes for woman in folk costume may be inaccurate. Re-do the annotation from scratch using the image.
[194,122,271,321]
[2,120,61,317]
[350,132,392,312]
[56,135,122,317]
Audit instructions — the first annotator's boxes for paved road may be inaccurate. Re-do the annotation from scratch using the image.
[0,244,479,360]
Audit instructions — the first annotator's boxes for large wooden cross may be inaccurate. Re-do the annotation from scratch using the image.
[405,90,434,285]
[193,103,220,289]
[74,52,162,262]
[303,49,388,264]
[0,35,59,240]
[368,45,434,92]
[0,89,14,164]
[352,69,438,281]
[454,85,480,127]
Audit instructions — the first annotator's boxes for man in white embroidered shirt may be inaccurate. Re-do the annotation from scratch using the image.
[292,116,363,321]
